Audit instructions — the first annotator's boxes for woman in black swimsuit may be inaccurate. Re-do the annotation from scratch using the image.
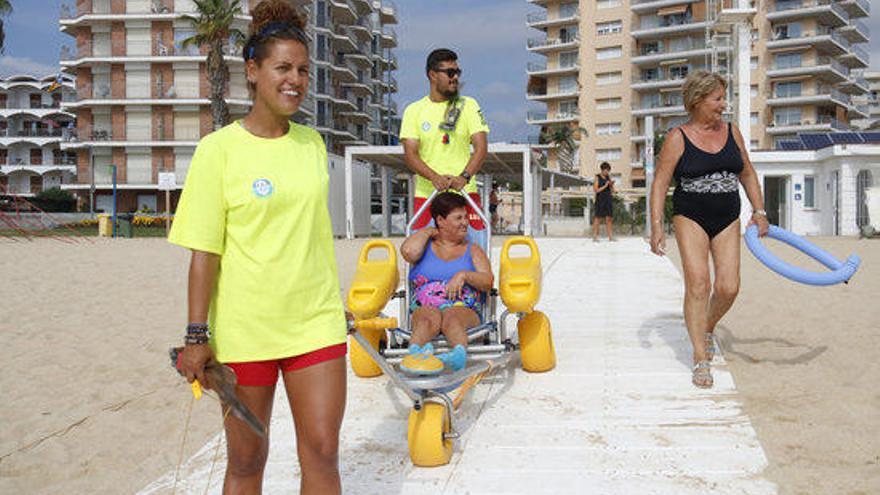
[649,71,769,388]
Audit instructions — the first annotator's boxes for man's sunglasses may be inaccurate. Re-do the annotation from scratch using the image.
[433,68,462,78]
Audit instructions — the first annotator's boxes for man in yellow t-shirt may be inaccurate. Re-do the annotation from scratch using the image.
[400,48,490,229]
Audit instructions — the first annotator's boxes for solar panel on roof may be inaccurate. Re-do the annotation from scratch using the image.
[828,132,865,145]
[859,132,880,143]
[779,141,804,151]
[799,133,833,150]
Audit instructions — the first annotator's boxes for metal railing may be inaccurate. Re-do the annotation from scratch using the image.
[772,56,849,75]
[528,34,580,49]
[526,110,579,121]
[527,88,579,98]
[774,0,849,21]
[849,45,869,63]
[71,125,203,142]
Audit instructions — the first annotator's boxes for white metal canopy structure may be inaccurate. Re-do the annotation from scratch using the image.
[343,143,590,239]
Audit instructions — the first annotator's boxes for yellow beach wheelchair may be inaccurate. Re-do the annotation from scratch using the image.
[346,190,555,467]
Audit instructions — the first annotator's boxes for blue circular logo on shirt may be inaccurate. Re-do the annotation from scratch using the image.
[422,121,431,132]
[252,178,273,198]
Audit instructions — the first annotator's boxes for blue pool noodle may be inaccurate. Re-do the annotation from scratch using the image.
[744,225,860,286]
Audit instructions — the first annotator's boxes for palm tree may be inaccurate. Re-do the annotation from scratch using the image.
[0,0,13,54]
[541,123,588,173]
[182,0,246,130]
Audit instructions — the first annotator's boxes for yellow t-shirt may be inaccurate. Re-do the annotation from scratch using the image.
[168,121,346,363]
[399,95,490,198]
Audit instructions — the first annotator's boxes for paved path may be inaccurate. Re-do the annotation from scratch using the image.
[141,238,776,494]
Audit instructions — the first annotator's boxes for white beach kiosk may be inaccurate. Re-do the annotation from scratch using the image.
[341,143,590,239]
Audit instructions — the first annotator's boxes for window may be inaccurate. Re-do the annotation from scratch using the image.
[804,176,815,208]
[750,140,759,150]
[669,64,689,79]
[750,85,758,98]
[560,2,578,17]
[596,46,622,60]
[596,97,621,110]
[774,107,802,125]
[750,57,759,70]
[775,81,802,97]
[558,75,578,93]
[597,0,621,9]
[596,123,622,135]
[596,148,622,161]
[774,52,802,69]
[773,22,801,40]
[596,71,622,85]
[750,112,759,125]
[640,41,663,55]
[559,100,578,116]
[560,51,578,68]
[597,21,622,36]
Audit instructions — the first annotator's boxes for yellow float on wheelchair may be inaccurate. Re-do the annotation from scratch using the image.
[347,240,399,377]
[499,236,542,314]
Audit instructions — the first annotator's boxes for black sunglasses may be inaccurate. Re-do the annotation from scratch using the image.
[433,67,462,78]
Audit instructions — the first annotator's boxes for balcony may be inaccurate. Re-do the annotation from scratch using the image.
[380,28,398,49]
[379,0,398,25]
[766,56,849,83]
[632,42,721,65]
[839,0,869,17]
[328,0,357,23]
[526,110,579,125]
[348,17,372,42]
[526,62,580,77]
[765,115,850,134]
[839,44,869,69]
[527,35,580,53]
[765,28,849,55]
[527,88,579,102]
[630,72,689,90]
[631,0,697,13]
[839,75,869,94]
[527,10,579,29]
[766,87,849,107]
[632,20,709,40]
[59,39,244,67]
[848,102,870,118]
[839,19,870,44]
[768,0,849,28]
[631,102,687,117]
[61,125,202,148]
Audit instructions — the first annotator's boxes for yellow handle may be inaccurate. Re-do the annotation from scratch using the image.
[191,380,203,400]
[354,317,398,331]
[358,240,395,264]
[501,237,539,264]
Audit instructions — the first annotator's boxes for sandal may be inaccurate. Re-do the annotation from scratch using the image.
[692,360,713,389]
[705,333,717,362]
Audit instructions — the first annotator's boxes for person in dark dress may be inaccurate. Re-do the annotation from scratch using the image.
[592,162,615,242]
[649,70,769,389]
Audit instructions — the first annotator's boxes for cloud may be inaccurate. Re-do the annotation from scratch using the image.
[0,55,58,78]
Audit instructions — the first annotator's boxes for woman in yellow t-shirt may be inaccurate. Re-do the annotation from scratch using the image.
[170,2,347,492]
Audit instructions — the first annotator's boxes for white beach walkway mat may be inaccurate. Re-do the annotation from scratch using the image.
[140,238,776,494]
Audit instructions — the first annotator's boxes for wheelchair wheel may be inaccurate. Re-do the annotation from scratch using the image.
[518,310,555,373]
[407,402,452,467]
[349,328,384,378]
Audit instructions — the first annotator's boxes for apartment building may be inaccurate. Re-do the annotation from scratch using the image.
[0,74,78,197]
[59,0,398,213]
[853,70,879,129]
[526,0,871,191]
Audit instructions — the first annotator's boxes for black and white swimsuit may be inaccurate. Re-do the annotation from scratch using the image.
[672,123,744,239]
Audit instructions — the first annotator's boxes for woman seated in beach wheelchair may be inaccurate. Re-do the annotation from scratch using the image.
[346,189,556,467]
[398,191,493,375]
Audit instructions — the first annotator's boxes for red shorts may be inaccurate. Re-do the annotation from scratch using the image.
[413,193,485,230]
[226,343,347,387]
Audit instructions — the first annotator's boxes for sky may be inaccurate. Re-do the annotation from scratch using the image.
[2,0,879,144]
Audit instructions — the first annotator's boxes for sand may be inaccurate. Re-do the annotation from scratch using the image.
[0,234,877,494]
[665,236,880,495]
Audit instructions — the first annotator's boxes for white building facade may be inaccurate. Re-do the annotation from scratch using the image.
[0,74,78,198]
[748,145,880,236]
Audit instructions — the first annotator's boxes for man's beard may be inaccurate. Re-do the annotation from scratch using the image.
[441,84,460,99]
